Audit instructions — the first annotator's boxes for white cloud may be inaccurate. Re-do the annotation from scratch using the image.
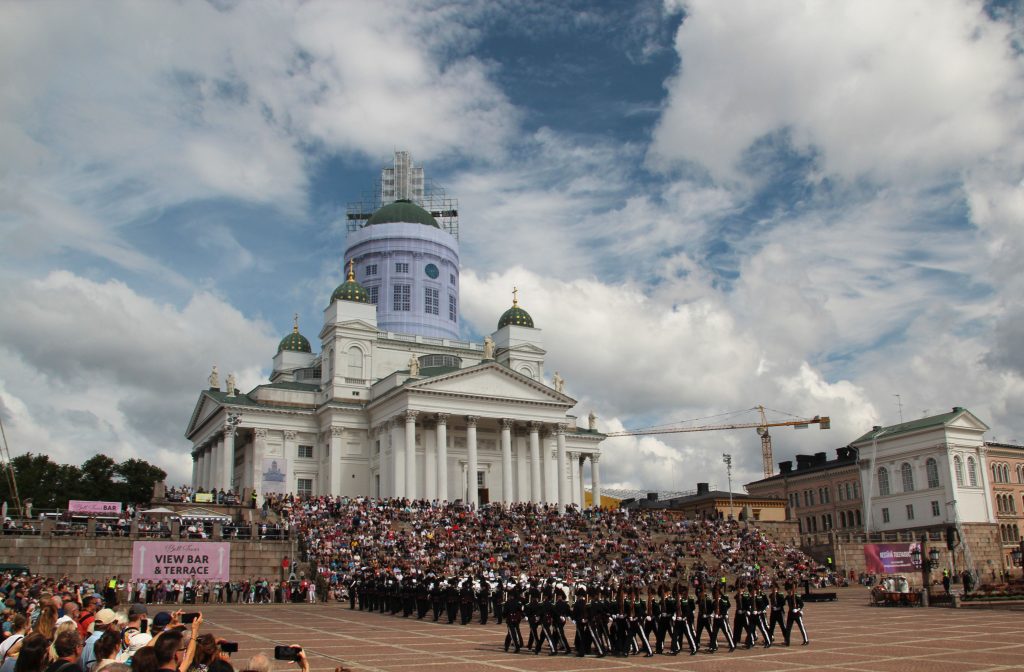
[0,271,276,483]
[652,1,1024,185]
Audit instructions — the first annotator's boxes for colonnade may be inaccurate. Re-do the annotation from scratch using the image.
[192,422,237,492]
[375,411,601,509]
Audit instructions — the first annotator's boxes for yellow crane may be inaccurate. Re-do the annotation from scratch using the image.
[605,405,831,478]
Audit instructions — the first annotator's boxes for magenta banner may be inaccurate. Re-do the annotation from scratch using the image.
[68,500,122,516]
[132,541,230,581]
[864,542,921,574]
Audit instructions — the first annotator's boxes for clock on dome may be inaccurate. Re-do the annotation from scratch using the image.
[424,263,439,279]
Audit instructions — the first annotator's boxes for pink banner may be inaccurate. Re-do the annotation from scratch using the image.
[132,541,230,581]
[68,500,122,516]
[864,542,921,574]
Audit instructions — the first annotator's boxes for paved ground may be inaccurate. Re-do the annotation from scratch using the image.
[199,587,1023,672]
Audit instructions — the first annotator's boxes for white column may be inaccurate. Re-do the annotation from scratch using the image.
[221,425,235,492]
[577,453,585,506]
[391,418,405,499]
[425,422,437,501]
[545,431,557,503]
[329,427,344,497]
[282,430,296,493]
[977,446,996,522]
[529,422,542,503]
[466,416,479,508]
[501,419,513,505]
[405,410,419,501]
[436,414,449,501]
[202,446,212,490]
[191,453,199,487]
[592,454,602,510]
[556,423,568,510]
[253,429,268,502]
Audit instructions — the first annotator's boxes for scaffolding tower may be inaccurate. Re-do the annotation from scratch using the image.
[346,151,459,240]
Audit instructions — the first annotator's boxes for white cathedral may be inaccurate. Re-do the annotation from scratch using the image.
[186,152,605,509]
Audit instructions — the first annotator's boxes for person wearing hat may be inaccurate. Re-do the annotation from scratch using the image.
[502,588,523,653]
[79,609,120,671]
[117,604,151,662]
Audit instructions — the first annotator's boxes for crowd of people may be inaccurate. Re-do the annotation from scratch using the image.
[0,572,351,672]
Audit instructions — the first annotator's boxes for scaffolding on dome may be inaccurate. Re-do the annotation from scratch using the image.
[346,150,459,240]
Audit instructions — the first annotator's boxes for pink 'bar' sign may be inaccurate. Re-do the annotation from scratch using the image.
[131,541,230,581]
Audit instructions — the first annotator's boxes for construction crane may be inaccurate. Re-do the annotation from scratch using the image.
[0,413,22,518]
[605,405,831,478]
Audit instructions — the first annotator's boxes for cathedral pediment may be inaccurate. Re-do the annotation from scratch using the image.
[405,361,573,405]
[185,392,222,439]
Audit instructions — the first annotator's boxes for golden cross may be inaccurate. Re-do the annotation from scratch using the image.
[347,258,355,280]
[293,312,299,333]
[512,286,519,306]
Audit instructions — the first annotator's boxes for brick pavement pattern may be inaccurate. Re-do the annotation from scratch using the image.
[201,587,1023,672]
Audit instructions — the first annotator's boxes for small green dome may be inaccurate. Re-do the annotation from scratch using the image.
[332,259,371,304]
[278,319,312,353]
[498,291,534,329]
[366,199,439,228]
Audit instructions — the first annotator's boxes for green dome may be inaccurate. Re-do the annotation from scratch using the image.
[366,199,439,228]
[498,298,534,329]
[278,322,312,353]
[331,260,371,304]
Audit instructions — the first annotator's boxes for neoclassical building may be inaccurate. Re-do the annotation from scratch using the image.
[185,154,604,508]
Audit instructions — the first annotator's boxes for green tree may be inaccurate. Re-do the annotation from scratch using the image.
[114,458,167,505]
[79,454,118,500]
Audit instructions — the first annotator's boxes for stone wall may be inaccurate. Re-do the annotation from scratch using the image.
[0,536,293,581]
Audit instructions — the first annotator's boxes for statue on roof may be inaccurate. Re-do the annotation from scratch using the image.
[208,365,220,390]
[588,411,597,431]
[553,371,564,393]
[409,355,420,376]
[483,335,494,360]
[226,372,237,396]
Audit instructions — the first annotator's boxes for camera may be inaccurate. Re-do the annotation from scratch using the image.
[219,642,239,654]
[274,646,301,661]
[181,613,201,624]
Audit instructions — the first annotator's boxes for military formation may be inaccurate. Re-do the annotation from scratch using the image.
[346,572,809,657]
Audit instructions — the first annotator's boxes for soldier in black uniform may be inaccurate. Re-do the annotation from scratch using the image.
[349,574,358,610]
[785,582,808,645]
[594,586,612,655]
[402,576,415,617]
[630,587,653,657]
[534,587,558,655]
[492,579,505,625]
[552,589,572,654]
[477,574,491,625]
[767,583,787,645]
[571,586,592,657]
[524,587,543,652]
[677,583,699,655]
[656,584,674,654]
[750,583,771,648]
[503,587,524,653]
[709,584,736,652]
[733,581,751,648]
[695,585,714,651]
[445,579,460,624]
[416,576,430,619]
[646,585,661,652]
[430,577,444,621]
[459,578,475,625]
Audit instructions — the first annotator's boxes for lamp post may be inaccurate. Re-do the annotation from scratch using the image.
[722,454,734,520]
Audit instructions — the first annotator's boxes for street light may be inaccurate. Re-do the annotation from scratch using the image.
[722,454,734,519]
[910,545,922,569]
[928,547,940,568]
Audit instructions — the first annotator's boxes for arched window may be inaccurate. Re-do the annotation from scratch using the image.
[967,457,978,486]
[346,346,363,378]
[839,511,847,528]
[925,458,939,488]
[997,495,1004,513]
[878,467,890,496]
[992,464,1000,483]
[901,463,914,492]
[1005,464,1012,483]
[1018,465,1024,484]
[855,509,862,527]
[954,456,964,487]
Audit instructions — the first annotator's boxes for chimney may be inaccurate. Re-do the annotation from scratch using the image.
[952,406,964,413]
[814,451,827,465]
[647,492,658,501]
[795,454,813,470]
[778,460,793,474]
[697,482,710,495]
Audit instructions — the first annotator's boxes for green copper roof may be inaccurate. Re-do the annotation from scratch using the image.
[850,407,981,444]
[498,304,534,329]
[278,327,312,353]
[366,199,439,228]
[331,261,371,304]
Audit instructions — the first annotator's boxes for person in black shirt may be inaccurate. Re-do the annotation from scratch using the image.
[767,583,788,645]
[695,585,714,651]
[709,584,736,652]
[733,581,749,649]
[571,587,592,657]
[785,583,809,645]
[524,587,543,653]
[477,575,490,625]
[630,587,653,657]
[503,588,524,653]
[552,588,572,654]
[751,583,772,648]
[445,580,459,624]
[677,583,699,655]
[657,584,674,654]
[459,578,474,625]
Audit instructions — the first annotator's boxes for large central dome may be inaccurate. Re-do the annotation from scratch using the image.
[366,199,439,228]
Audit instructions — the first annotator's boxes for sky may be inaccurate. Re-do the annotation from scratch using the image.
[1,0,1024,494]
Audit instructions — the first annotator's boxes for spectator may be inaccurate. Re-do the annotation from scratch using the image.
[117,606,150,662]
[79,609,120,672]
[13,634,50,672]
[45,630,82,672]
[0,615,28,665]
[32,606,57,642]
[55,605,78,629]
[129,648,157,672]
[85,631,119,672]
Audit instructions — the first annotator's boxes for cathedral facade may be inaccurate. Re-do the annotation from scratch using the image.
[185,154,604,508]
